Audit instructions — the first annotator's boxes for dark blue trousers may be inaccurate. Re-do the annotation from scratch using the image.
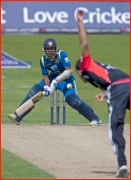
[107,82,130,167]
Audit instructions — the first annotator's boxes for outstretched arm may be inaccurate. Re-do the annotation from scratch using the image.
[76,10,90,57]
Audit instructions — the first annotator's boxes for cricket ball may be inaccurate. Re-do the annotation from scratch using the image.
[67,83,72,89]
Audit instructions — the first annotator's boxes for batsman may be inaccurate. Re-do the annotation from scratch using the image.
[8,38,101,126]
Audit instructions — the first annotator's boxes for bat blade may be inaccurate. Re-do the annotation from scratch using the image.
[15,99,34,116]
[15,91,45,117]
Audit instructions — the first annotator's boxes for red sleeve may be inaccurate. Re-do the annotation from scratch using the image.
[80,53,111,83]
[80,53,91,71]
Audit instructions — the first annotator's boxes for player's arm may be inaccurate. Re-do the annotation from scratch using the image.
[65,66,71,70]
[54,51,73,83]
[56,66,73,83]
[50,51,73,92]
[40,59,51,96]
[76,10,90,57]
[50,67,73,93]
[44,75,50,85]
[55,51,74,83]
[43,75,51,97]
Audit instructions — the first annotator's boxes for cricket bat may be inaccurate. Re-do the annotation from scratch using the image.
[15,69,73,117]
[15,91,45,117]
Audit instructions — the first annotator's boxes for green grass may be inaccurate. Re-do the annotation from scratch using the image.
[1,148,56,179]
[1,34,130,125]
[1,34,130,179]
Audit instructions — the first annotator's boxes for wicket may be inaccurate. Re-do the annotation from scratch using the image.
[51,90,66,124]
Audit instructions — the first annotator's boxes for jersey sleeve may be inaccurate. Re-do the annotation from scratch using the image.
[80,53,92,71]
[40,58,49,75]
[60,51,71,68]
[80,53,111,84]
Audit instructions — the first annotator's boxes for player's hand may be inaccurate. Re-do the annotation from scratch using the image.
[95,93,105,102]
[50,79,58,91]
[44,85,51,97]
[50,79,58,94]
[76,10,83,22]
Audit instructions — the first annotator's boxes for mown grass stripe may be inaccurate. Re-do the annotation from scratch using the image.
[1,148,56,179]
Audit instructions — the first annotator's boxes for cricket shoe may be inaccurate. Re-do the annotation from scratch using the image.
[116,165,127,177]
[89,120,101,126]
[8,113,21,125]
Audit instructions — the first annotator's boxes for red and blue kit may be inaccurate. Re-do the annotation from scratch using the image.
[80,53,130,168]
[80,53,130,89]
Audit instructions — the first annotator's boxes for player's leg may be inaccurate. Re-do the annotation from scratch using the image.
[8,75,55,125]
[8,82,44,125]
[107,83,129,177]
[58,78,101,125]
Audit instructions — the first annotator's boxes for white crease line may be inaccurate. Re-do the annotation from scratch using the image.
[1,87,12,89]
[1,86,31,89]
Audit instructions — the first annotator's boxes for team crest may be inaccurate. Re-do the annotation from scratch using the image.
[55,59,59,63]
[48,42,53,46]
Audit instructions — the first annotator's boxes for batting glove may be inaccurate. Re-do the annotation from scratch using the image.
[44,85,51,97]
[50,79,58,92]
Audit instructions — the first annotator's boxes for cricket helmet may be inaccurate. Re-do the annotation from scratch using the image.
[43,38,57,58]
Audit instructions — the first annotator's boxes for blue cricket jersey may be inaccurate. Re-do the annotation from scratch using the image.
[40,50,74,79]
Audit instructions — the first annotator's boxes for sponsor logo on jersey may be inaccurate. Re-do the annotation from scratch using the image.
[55,59,59,63]
[65,57,69,63]
[51,64,58,71]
